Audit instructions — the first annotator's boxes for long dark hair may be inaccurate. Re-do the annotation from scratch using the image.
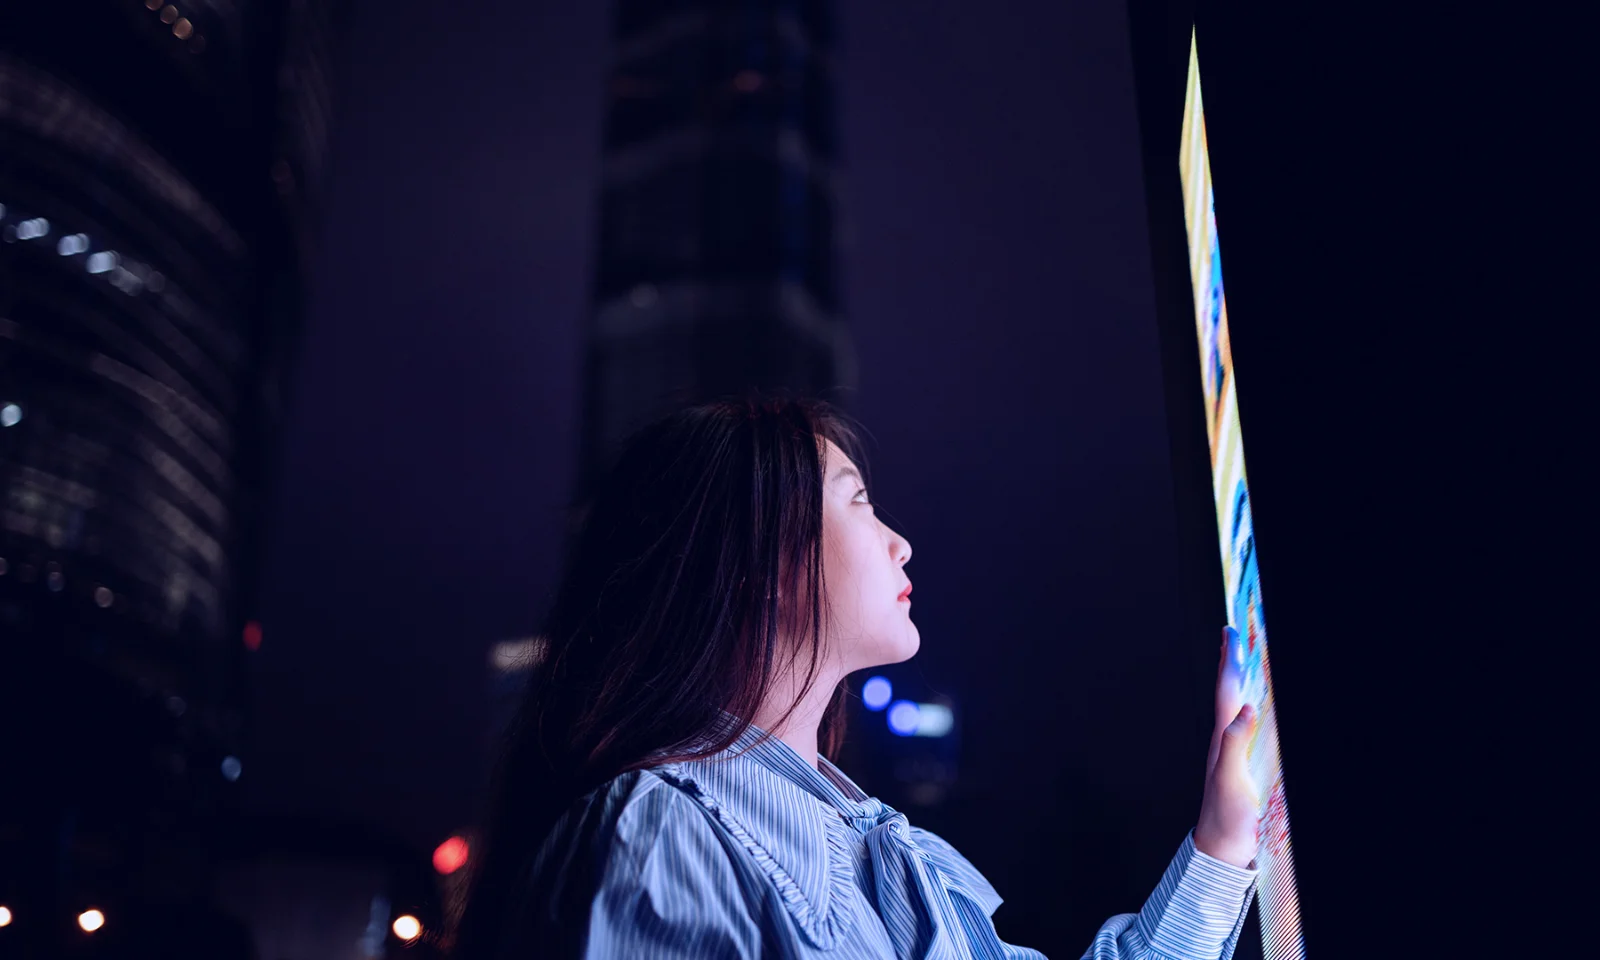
[453,394,868,956]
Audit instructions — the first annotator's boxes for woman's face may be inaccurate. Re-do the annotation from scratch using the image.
[815,439,918,672]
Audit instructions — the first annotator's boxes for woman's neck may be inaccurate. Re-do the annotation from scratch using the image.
[749,661,844,769]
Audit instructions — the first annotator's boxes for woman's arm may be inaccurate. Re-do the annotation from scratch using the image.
[580,776,767,960]
[1075,831,1257,960]
[912,823,1254,960]
[493,772,765,959]
[1073,628,1266,959]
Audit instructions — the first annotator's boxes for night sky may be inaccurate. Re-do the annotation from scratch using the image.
[251,0,1215,948]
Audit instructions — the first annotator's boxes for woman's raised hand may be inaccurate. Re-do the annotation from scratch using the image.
[1193,626,1260,869]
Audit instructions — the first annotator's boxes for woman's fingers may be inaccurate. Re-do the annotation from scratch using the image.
[1217,626,1244,718]
[1196,700,1262,868]
[1208,626,1244,778]
[1217,702,1256,780]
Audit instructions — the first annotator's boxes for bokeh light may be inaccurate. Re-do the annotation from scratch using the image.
[221,756,242,781]
[862,676,892,711]
[77,909,105,933]
[490,638,544,672]
[911,702,954,737]
[433,835,469,875]
[0,905,12,927]
[887,700,920,736]
[392,915,422,942]
[1,404,21,428]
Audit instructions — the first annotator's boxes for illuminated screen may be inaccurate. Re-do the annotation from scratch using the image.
[1179,31,1307,960]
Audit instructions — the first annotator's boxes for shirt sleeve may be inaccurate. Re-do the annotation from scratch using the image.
[1079,831,1258,960]
[581,776,768,960]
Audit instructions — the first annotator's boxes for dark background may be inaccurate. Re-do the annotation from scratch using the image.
[0,0,1575,955]
[251,0,1208,951]
[243,0,1576,955]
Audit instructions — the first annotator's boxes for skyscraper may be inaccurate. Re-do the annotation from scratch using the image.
[0,1,341,947]
[578,0,853,492]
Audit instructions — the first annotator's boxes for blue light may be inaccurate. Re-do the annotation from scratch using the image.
[221,756,242,782]
[887,700,921,737]
[862,676,892,711]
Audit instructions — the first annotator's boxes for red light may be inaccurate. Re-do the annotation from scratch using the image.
[433,836,469,875]
[243,621,263,651]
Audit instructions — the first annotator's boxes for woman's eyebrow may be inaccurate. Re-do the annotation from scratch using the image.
[831,465,864,487]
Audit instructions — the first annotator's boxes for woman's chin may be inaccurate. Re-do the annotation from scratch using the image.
[850,625,921,672]
[885,627,921,664]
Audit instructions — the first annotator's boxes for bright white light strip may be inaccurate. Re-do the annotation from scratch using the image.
[911,703,954,738]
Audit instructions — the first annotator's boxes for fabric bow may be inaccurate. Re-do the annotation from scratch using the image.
[845,797,994,960]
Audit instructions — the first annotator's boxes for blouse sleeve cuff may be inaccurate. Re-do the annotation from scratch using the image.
[1132,831,1259,960]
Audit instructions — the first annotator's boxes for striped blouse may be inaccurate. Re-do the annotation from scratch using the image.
[496,722,1258,959]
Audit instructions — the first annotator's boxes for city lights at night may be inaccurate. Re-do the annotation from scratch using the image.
[392,914,422,942]
[433,835,470,875]
[0,1,1525,957]
[862,675,893,710]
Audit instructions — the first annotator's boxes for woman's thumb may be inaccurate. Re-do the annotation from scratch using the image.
[1223,703,1256,745]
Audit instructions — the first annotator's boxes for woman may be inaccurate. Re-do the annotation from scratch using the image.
[455,396,1260,959]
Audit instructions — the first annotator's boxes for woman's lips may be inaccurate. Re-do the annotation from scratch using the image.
[897,584,913,601]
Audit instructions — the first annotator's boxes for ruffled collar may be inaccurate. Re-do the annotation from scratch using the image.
[650,719,867,948]
[649,717,1006,957]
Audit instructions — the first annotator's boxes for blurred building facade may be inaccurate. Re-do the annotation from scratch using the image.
[570,1,963,811]
[0,1,341,952]
[578,0,854,491]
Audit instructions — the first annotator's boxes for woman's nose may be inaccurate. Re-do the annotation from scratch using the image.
[887,524,912,565]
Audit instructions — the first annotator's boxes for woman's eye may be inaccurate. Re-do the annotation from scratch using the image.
[854,488,871,504]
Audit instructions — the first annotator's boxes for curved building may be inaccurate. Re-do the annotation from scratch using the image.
[0,0,341,943]
[580,0,853,493]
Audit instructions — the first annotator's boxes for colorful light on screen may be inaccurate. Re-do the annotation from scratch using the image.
[1180,31,1306,960]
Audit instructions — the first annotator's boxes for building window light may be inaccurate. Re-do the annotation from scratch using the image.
[57,233,89,256]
